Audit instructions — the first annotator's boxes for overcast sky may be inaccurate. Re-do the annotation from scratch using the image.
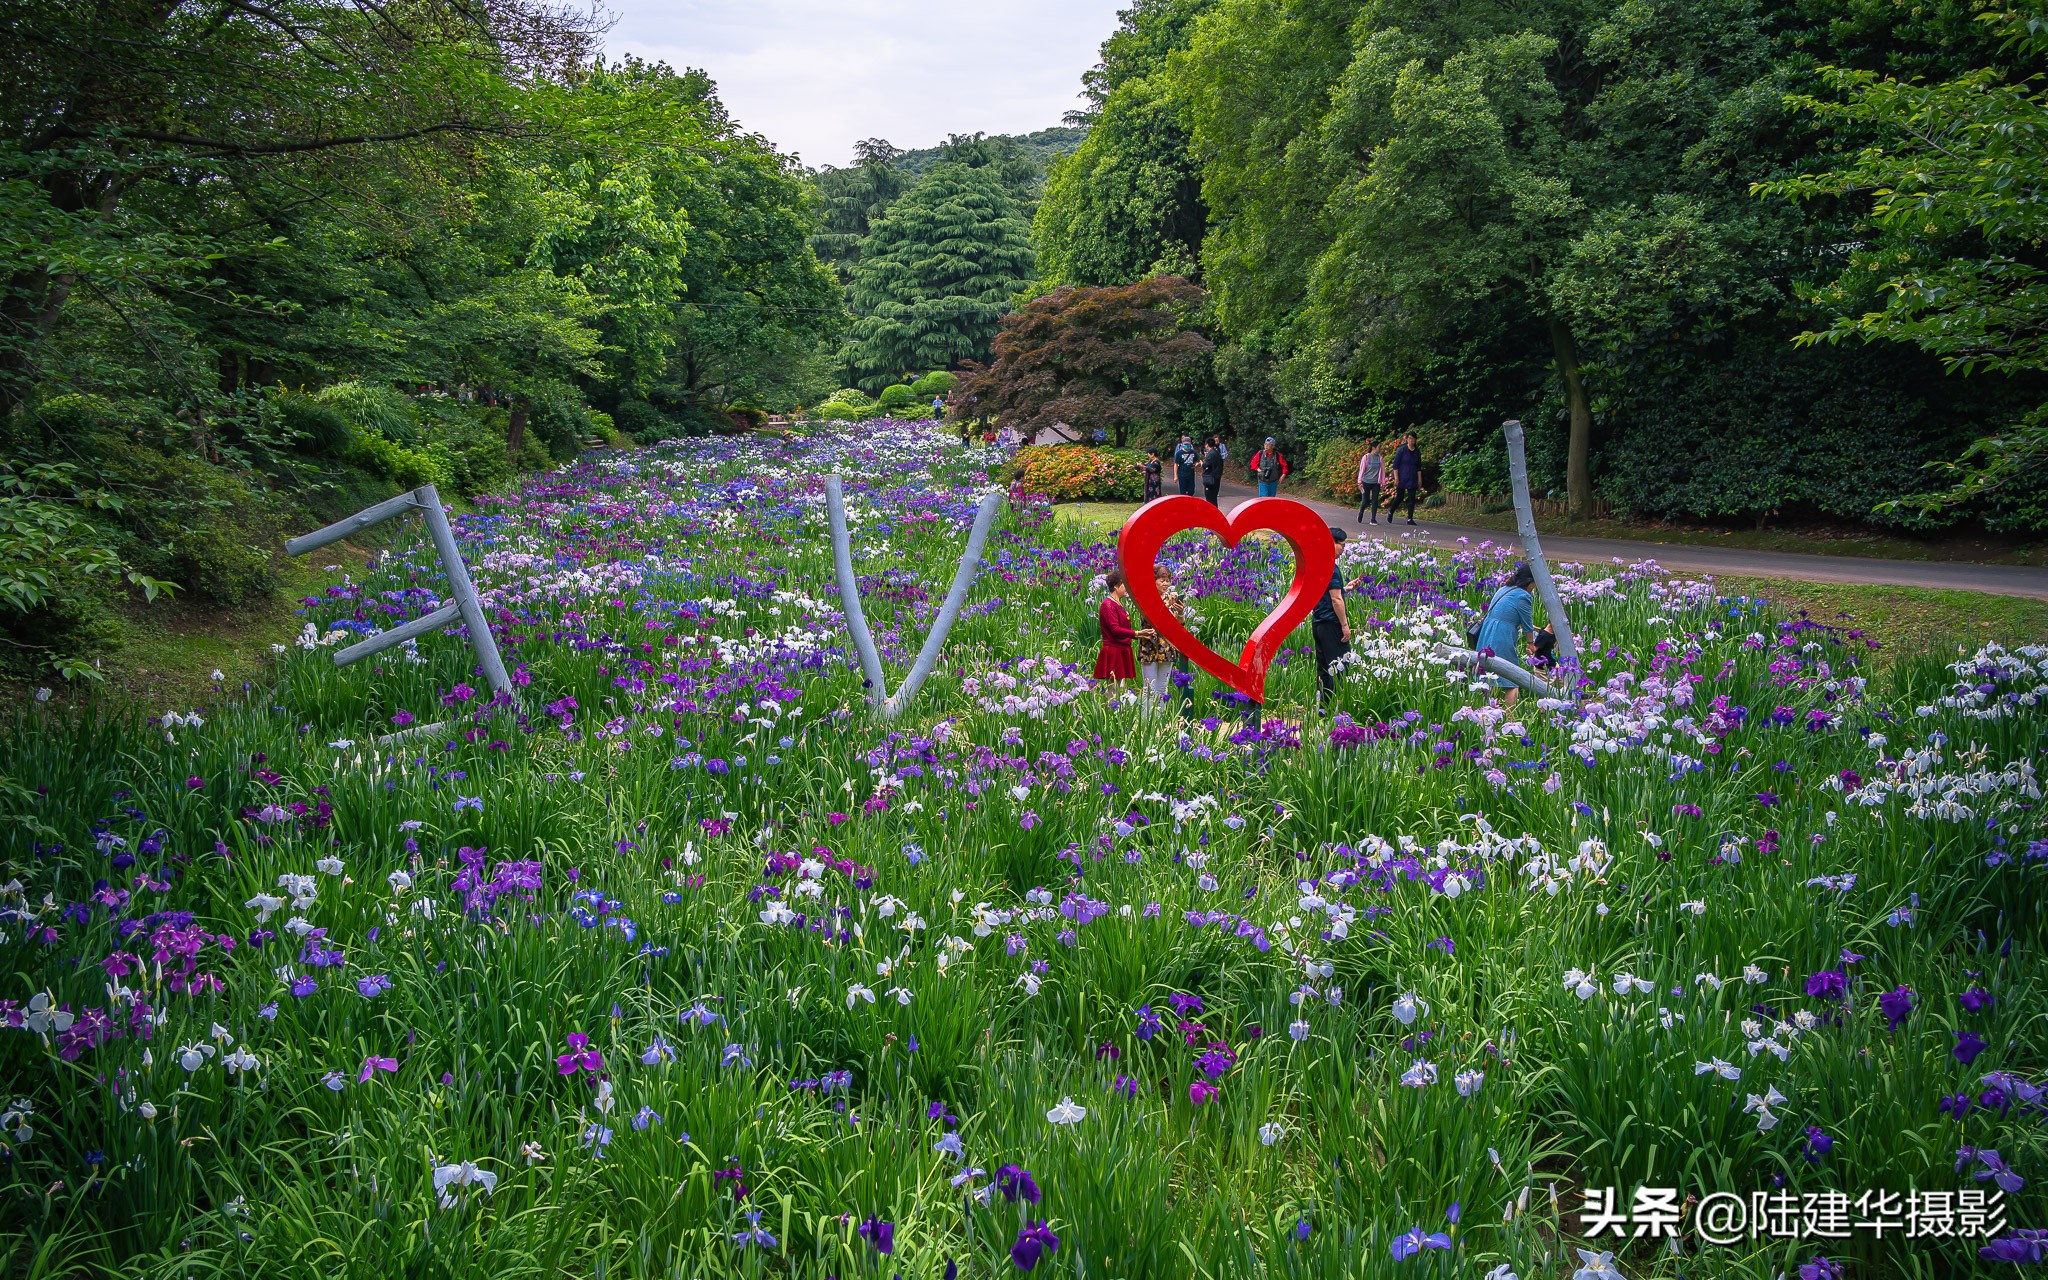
[604,0,1123,169]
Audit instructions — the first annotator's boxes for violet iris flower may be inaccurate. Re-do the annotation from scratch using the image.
[1010,1221,1059,1271]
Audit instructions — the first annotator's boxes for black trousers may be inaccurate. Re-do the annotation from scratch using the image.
[1357,484,1381,520]
[1313,619,1349,704]
[1202,480,1221,505]
[1391,485,1419,520]
[1176,466,1195,495]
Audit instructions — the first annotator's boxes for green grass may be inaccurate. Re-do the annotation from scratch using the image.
[1711,574,2048,662]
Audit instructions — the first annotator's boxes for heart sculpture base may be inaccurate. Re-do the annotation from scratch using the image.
[1117,496,1337,705]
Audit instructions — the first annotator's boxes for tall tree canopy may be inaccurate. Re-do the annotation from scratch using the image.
[1033,0,1212,288]
[843,162,1035,389]
[1138,0,2042,529]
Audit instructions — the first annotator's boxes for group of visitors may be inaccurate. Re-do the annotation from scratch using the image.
[1160,433,1231,505]
[1095,535,1551,711]
[1092,563,1191,708]
[1354,434,1423,525]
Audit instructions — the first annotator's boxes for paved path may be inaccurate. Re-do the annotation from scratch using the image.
[1212,482,2048,601]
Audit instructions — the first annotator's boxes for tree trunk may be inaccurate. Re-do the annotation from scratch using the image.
[1548,315,1594,522]
[506,397,529,463]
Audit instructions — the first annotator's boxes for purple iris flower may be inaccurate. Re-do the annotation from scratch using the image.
[857,1216,894,1255]
[1010,1221,1059,1271]
[1954,1030,1989,1065]
[1803,970,1846,1002]
[1959,987,1994,1015]
[1389,1227,1452,1260]
[1877,986,1914,1031]
[995,1164,1040,1205]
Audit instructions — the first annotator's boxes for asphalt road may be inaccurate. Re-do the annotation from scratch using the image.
[1211,482,2048,601]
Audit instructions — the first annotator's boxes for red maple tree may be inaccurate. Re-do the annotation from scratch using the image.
[951,276,1213,447]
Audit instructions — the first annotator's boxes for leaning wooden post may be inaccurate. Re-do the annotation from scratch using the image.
[1501,419,1579,667]
[286,483,514,742]
[826,473,1002,721]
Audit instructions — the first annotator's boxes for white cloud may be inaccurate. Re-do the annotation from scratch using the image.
[604,0,1120,168]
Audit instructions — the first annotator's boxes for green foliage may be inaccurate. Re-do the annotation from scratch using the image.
[908,371,956,398]
[873,384,917,413]
[844,164,1035,389]
[315,382,422,446]
[269,393,354,458]
[1757,5,2048,531]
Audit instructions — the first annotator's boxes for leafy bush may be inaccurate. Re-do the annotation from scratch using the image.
[316,381,420,445]
[910,370,957,398]
[610,398,673,443]
[270,392,353,457]
[1303,437,1370,502]
[1009,444,1145,501]
[345,430,447,489]
[874,383,917,413]
[417,402,519,498]
[1436,442,1510,498]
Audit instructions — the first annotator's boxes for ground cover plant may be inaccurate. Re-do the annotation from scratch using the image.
[0,422,2042,1279]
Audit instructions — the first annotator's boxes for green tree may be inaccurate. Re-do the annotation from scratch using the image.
[1175,0,1792,519]
[1757,5,2048,530]
[844,163,1034,388]
[1035,0,1212,287]
[812,139,915,284]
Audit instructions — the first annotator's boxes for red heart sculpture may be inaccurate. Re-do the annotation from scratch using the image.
[1118,496,1338,705]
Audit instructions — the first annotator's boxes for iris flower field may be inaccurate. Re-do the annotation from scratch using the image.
[1,422,2043,1279]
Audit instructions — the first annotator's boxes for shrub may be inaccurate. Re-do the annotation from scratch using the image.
[417,402,518,498]
[874,383,917,413]
[90,436,283,606]
[910,370,957,399]
[1303,437,1370,502]
[345,430,446,489]
[270,392,353,457]
[1009,444,1145,502]
[610,398,672,444]
[315,382,420,445]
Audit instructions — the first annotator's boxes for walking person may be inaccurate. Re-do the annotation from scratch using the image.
[1391,433,1422,525]
[1201,436,1225,506]
[1173,433,1198,496]
[933,394,946,422]
[1250,436,1289,497]
[1476,563,1537,707]
[1311,527,1352,707]
[1136,562,1184,709]
[1356,441,1383,523]
[1093,569,1139,686]
[1142,449,1164,501]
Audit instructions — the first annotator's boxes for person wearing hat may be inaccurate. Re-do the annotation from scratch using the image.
[1250,436,1289,497]
[1173,433,1198,496]
[1311,526,1352,706]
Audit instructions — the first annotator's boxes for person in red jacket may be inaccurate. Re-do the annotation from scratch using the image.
[1250,436,1290,496]
[1093,568,1138,683]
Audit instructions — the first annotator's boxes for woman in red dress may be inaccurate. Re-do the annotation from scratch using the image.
[1094,569,1139,683]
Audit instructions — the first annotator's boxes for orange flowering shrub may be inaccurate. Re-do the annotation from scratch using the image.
[1009,445,1146,502]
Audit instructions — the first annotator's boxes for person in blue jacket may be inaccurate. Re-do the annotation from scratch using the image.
[1476,563,1537,705]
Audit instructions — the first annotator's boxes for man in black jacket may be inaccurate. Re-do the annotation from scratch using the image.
[1200,436,1225,505]
[1390,434,1423,525]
